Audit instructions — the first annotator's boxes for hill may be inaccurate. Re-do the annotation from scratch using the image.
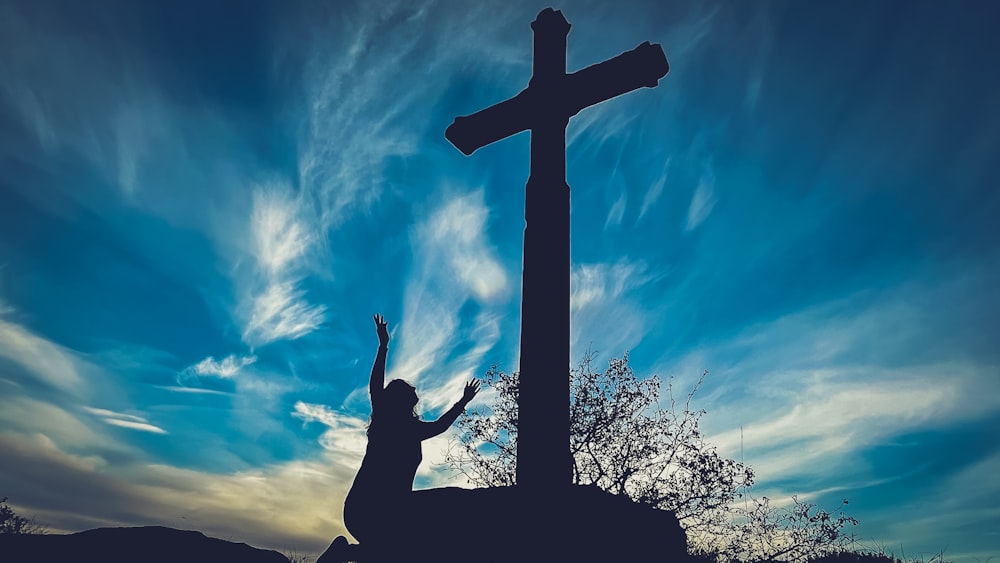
[0,525,290,563]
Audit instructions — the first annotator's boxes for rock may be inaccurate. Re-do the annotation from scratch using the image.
[321,484,690,562]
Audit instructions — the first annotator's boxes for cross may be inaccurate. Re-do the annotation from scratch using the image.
[445,8,669,494]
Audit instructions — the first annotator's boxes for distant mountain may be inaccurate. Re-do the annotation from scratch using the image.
[0,526,290,563]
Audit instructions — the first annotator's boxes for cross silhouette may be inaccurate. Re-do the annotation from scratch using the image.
[445,7,669,494]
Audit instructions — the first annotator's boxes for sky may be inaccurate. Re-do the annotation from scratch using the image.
[1,0,998,559]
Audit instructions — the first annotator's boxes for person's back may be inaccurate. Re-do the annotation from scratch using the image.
[350,417,422,499]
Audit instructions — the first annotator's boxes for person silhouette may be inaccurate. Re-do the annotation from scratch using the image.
[342,313,480,545]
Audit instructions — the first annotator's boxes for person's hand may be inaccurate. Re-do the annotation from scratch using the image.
[461,379,480,404]
[373,313,389,348]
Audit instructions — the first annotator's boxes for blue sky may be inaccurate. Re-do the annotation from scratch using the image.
[1,0,998,559]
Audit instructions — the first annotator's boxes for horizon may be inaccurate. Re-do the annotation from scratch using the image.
[1,0,998,560]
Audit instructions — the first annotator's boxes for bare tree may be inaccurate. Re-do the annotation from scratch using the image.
[445,352,859,562]
[686,493,861,563]
[446,351,752,534]
[0,497,46,535]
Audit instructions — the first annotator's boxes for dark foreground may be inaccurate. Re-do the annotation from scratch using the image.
[318,484,688,562]
[0,485,689,563]
[0,525,289,563]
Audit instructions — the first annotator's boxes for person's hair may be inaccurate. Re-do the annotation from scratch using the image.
[368,379,418,435]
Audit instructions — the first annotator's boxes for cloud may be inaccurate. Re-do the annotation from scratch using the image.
[0,4,330,351]
[283,188,510,486]
[415,190,509,302]
[274,0,539,242]
[154,386,231,396]
[103,419,168,435]
[707,363,994,481]
[238,187,327,348]
[880,451,1000,561]
[190,354,258,378]
[567,103,640,152]
[605,190,627,228]
[301,389,482,492]
[0,318,86,394]
[384,190,508,392]
[657,273,1000,490]
[0,398,118,453]
[0,431,358,552]
[82,407,146,422]
[639,158,671,220]
[243,281,327,347]
[685,166,717,231]
[293,401,369,461]
[293,2,430,232]
[571,260,649,313]
[569,259,662,364]
[0,327,175,456]
[0,2,216,209]
[1,1,326,350]
[82,407,168,435]
[250,190,316,278]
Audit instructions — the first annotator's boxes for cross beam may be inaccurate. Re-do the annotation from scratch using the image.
[445,8,669,494]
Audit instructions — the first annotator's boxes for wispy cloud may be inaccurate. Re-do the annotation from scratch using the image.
[82,407,147,422]
[251,190,316,278]
[103,419,168,435]
[239,187,327,347]
[282,0,538,234]
[665,273,1000,488]
[0,329,169,452]
[293,401,368,461]
[0,397,117,453]
[0,431,357,552]
[387,189,508,392]
[570,259,657,359]
[639,158,671,220]
[707,363,994,481]
[877,451,1000,562]
[415,190,509,302]
[293,2,434,232]
[605,190,627,228]
[685,166,717,231]
[154,386,231,396]
[243,281,327,347]
[82,407,168,435]
[303,188,510,491]
[653,269,1000,560]
[189,355,258,378]
[571,260,649,313]
[0,3,331,352]
[0,3,207,207]
[0,318,85,393]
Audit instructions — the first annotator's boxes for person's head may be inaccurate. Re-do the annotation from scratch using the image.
[382,378,419,418]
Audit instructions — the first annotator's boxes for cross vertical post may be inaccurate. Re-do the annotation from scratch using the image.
[519,8,572,494]
[445,7,669,497]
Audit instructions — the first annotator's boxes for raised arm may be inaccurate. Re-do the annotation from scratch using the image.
[369,314,390,404]
[418,380,480,440]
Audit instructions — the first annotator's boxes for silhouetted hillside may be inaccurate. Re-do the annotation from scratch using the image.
[809,552,901,563]
[0,525,289,563]
[318,484,688,562]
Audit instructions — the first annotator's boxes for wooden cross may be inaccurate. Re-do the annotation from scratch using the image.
[445,8,669,494]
